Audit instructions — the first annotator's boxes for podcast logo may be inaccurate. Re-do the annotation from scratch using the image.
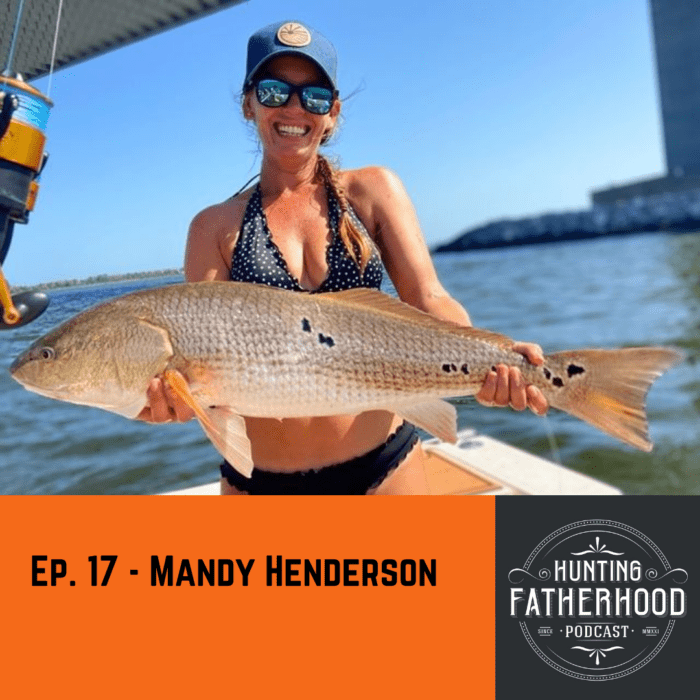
[508,519,688,681]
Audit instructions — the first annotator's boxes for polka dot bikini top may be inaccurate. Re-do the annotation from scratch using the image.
[230,183,383,292]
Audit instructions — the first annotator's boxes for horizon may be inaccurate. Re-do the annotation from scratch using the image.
[2,0,664,286]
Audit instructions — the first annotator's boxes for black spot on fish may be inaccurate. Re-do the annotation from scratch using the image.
[318,333,335,347]
[552,377,564,387]
[442,363,453,373]
[567,364,585,377]
[491,366,497,373]
[301,318,311,332]
[461,363,470,375]
[543,368,551,380]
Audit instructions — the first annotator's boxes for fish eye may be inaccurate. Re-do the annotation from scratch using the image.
[35,346,56,361]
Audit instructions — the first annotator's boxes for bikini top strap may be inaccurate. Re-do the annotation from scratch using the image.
[227,173,260,201]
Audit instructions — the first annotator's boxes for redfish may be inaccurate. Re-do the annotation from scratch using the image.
[10,282,683,477]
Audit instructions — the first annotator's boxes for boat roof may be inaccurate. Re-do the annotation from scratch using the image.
[1,0,245,81]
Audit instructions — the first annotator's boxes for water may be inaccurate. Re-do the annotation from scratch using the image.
[1,233,698,494]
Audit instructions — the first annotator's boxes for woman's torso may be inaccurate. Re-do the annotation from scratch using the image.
[230,183,383,293]
[212,175,402,472]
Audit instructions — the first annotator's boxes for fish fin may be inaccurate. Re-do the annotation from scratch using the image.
[163,369,215,432]
[202,407,254,478]
[109,318,172,418]
[546,347,684,451]
[326,288,513,347]
[393,399,457,443]
[162,369,254,476]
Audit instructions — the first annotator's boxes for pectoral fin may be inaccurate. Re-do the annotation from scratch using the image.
[392,398,457,443]
[163,369,254,477]
[163,369,215,431]
[201,407,254,478]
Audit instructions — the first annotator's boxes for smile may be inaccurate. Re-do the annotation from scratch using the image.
[275,124,310,137]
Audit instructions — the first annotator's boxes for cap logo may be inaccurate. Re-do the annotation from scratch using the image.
[277,22,311,47]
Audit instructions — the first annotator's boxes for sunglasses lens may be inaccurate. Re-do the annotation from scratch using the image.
[256,79,290,107]
[255,79,334,115]
[301,87,334,114]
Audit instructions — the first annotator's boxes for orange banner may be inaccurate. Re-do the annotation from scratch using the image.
[0,496,495,698]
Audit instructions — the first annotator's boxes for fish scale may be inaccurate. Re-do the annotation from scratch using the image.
[162,284,495,414]
[10,281,684,477]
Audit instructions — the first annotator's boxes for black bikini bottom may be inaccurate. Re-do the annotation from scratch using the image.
[219,422,419,495]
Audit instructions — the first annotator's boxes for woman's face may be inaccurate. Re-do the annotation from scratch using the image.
[244,55,340,158]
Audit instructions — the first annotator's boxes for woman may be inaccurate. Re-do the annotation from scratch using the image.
[139,20,548,494]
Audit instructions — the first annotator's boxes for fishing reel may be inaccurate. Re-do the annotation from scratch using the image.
[0,72,51,329]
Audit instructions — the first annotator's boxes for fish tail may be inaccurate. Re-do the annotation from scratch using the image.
[545,347,684,451]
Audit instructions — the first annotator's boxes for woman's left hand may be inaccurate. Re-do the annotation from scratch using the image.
[475,342,549,415]
[349,169,549,417]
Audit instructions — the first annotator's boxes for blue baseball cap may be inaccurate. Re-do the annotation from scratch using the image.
[243,21,338,91]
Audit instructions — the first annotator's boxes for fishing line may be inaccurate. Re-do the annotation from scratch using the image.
[540,413,564,494]
[46,0,65,99]
[541,414,561,465]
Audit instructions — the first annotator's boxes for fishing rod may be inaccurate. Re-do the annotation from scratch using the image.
[0,0,52,329]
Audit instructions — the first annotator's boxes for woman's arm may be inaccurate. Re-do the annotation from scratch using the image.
[184,204,239,283]
[346,166,548,415]
[138,201,240,423]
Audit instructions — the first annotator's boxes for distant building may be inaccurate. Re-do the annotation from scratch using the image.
[592,0,700,204]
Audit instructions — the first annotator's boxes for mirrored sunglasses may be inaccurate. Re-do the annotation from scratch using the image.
[254,78,336,115]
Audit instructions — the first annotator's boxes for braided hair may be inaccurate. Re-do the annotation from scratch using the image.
[241,76,371,273]
[315,154,372,273]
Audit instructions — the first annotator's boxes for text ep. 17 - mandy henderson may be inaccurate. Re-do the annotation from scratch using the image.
[150,556,437,587]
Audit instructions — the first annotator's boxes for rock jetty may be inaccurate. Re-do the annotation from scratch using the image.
[434,188,700,253]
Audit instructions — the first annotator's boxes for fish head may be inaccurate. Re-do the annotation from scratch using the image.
[10,303,174,418]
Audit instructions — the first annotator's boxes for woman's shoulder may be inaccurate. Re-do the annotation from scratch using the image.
[339,165,413,232]
[190,187,255,234]
[340,165,403,199]
[185,187,257,281]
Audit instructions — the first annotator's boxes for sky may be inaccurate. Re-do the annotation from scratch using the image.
[3,0,664,286]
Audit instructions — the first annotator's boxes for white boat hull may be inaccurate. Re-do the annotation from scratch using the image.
[160,429,621,496]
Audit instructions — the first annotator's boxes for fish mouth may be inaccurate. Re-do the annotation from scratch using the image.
[8,354,33,383]
[9,373,57,398]
[9,355,55,394]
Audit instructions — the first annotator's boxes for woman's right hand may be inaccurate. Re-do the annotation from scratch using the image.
[140,197,238,425]
[137,377,196,423]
